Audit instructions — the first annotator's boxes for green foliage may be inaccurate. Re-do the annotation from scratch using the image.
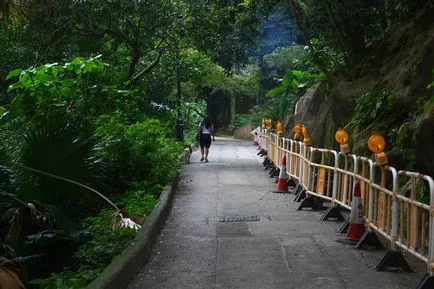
[30,209,133,289]
[7,56,106,124]
[262,46,307,75]
[418,96,434,114]
[119,184,160,217]
[395,122,417,149]
[30,269,101,289]
[228,107,266,134]
[94,113,181,187]
[297,0,427,76]
[2,0,429,287]
[0,1,322,287]
[266,69,322,98]
[264,67,323,121]
[416,180,430,204]
[252,44,323,122]
[237,63,261,98]
[14,121,106,225]
[30,179,161,288]
[348,88,411,148]
[185,0,264,71]
[348,89,394,129]
[308,38,347,73]
[181,99,207,142]
[5,56,146,128]
[73,209,136,268]
[0,55,185,287]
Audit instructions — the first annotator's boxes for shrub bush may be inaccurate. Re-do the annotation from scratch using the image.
[94,113,181,191]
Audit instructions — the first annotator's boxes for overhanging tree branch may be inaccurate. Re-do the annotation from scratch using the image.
[129,49,164,84]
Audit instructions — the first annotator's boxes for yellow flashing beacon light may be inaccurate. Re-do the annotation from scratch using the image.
[276,120,283,136]
[335,128,351,154]
[293,123,302,141]
[368,133,388,165]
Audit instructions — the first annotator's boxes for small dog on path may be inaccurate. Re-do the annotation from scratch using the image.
[182,145,192,164]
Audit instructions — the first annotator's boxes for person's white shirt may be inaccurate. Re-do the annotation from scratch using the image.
[201,126,212,134]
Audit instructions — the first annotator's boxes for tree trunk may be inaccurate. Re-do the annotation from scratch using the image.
[128,47,141,80]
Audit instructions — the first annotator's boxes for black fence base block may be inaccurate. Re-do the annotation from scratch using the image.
[356,231,384,250]
[257,149,267,156]
[297,196,324,211]
[273,168,280,177]
[376,250,412,272]
[290,183,301,195]
[265,162,274,170]
[337,218,349,234]
[294,189,306,202]
[262,158,270,167]
[269,167,279,178]
[321,206,345,221]
[416,274,434,289]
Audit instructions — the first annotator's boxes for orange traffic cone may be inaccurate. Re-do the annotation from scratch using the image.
[274,156,288,193]
[343,182,365,245]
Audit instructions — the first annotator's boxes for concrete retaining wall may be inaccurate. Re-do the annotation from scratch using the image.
[86,175,179,289]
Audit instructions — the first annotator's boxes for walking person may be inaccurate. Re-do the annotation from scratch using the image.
[197,116,215,162]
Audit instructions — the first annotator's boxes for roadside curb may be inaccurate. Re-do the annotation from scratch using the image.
[86,173,180,289]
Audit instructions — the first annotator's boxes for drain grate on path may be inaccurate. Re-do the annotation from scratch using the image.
[219,215,260,222]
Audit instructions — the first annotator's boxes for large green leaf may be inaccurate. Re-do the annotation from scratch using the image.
[6,69,23,80]
[266,85,285,97]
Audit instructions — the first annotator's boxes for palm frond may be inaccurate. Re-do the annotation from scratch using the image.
[17,121,107,207]
[1,120,110,234]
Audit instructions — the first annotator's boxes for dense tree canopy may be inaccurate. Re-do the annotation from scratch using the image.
[0,0,431,287]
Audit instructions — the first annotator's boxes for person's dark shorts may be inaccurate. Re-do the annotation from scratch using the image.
[200,134,212,148]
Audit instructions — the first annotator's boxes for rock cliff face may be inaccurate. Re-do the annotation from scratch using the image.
[293,84,334,149]
[293,6,434,177]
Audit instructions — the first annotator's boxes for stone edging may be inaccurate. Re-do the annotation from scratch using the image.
[86,174,179,289]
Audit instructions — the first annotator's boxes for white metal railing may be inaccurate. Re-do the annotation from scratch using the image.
[258,129,434,280]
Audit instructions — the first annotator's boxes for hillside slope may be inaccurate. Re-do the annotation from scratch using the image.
[296,5,433,176]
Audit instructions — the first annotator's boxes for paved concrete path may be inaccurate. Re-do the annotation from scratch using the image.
[127,137,426,289]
